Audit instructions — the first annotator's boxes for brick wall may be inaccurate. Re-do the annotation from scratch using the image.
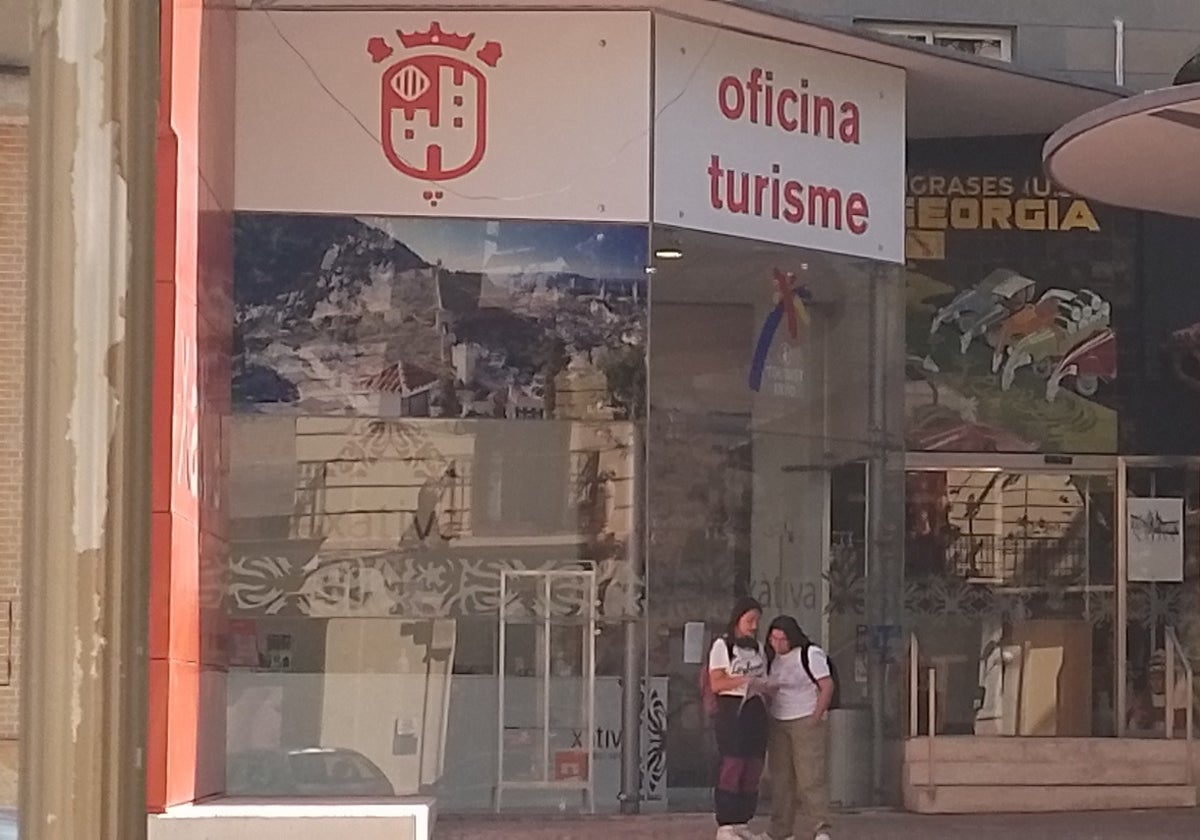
[0,120,26,742]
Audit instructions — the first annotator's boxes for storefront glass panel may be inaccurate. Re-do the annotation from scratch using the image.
[905,467,1116,736]
[223,214,907,811]
[1124,465,1200,737]
[645,227,905,806]
[226,214,649,812]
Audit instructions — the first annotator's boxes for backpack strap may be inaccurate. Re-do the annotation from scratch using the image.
[800,644,819,686]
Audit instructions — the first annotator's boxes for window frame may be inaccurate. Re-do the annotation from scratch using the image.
[858,21,1014,62]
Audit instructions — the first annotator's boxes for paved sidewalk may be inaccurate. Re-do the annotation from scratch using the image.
[436,809,1200,839]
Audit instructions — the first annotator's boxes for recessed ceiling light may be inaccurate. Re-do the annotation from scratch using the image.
[654,247,684,260]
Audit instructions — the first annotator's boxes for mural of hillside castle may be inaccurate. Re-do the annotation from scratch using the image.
[228,215,649,622]
[903,142,1137,453]
[233,214,647,421]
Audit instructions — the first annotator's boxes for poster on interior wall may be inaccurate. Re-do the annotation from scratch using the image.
[228,619,261,667]
[233,213,647,420]
[234,10,650,222]
[904,138,1137,453]
[1127,498,1185,582]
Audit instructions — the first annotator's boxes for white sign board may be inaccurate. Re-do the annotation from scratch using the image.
[236,10,651,222]
[1128,497,1185,582]
[654,16,905,262]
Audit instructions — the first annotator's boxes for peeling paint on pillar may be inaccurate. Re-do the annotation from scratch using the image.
[56,0,128,553]
[71,635,82,743]
[22,0,155,836]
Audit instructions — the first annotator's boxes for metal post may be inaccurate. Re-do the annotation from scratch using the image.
[1116,458,1128,737]
[543,576,552,785]
[926,667,936,790]
[866,268,901,805]
[864,276,883,801]
[867,456,885,802]
[22,0,156,838]
[620,425,645,814]
[496,573,508,812]
[1166,634,1176,739]
[909,635,919,737]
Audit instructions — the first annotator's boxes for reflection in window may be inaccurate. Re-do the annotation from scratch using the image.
[858,21,1013,62]
[904,469,1116,737]
[645,227,903,794]
[227,215,647,809]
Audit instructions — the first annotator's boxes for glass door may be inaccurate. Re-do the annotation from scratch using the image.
[1120,463,1199,738]
[496,569,596,811]
[906,467,1116,736]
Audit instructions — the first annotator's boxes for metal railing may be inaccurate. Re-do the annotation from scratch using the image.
[1164,626,1194,748]
[939,534,1089,586]
[908,633,937,794]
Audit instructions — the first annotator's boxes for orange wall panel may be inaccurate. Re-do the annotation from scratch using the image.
[150,0,236,813]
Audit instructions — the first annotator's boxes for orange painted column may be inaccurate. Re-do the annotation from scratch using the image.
[150,0,235,812]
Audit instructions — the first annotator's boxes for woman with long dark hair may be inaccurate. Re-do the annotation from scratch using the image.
[708,597,771,840]
[765,615,834,840]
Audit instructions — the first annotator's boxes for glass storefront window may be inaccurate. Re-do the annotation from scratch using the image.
[227,215,649,811]
[905,467,1116,736]
[1124,465,1200,737]
[644,227,905,804]
[225,215,907,812]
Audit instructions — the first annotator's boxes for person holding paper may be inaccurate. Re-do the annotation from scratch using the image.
[708,597,772,840]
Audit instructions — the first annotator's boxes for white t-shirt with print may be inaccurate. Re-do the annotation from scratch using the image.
[708,637,767,697]
[769,645,831,721]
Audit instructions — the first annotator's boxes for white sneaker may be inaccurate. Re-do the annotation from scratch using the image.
[814,831,832,840]
[735,828,771,840]
[716,826,744,840]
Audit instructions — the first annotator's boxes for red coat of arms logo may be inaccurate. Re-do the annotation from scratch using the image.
[368,23,502,203]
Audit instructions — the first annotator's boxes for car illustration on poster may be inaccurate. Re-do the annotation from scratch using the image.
[998,292,1111,390]
[907,261,1119,453]
[988,288,1102,371]
[930,268,1036,354]
[1046,327,1116,401]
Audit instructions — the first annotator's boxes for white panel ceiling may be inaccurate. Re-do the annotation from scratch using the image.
[1046,83,1200,218]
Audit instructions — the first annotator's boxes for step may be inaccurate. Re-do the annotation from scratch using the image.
[904,760,1190,787]
[904,736,1191,765]
[147,799,433,840]
[903,783,1198,814]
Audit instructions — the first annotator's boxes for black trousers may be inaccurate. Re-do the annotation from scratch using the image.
[713,694,768,826]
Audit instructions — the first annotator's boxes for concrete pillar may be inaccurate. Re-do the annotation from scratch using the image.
[21,0,157,838]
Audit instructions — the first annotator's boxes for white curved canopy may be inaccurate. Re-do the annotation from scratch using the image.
[1045,82,1200,218]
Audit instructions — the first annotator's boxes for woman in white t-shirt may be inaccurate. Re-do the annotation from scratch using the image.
[765,615,833,840]
[708,597,770,840]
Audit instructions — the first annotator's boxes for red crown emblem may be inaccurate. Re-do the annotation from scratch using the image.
[368,21,504,195]
[398,22,474,51]
[368,22,502,67]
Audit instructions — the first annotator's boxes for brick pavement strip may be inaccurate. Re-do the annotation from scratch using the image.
[435,809,1200,839]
